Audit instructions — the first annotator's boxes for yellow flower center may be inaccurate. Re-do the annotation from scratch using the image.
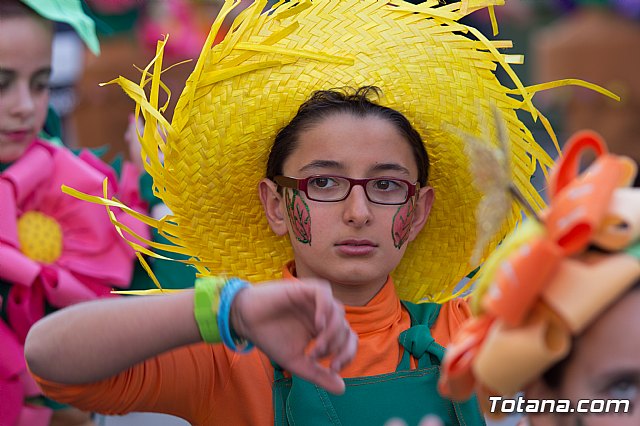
[17,211,63,264]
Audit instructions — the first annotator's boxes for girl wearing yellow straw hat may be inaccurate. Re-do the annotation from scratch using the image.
[439,130,640,425]
[24,0,617,424]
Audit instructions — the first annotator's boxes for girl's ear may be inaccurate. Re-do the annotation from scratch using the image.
[408,186,434,242]
[259,178,289,236]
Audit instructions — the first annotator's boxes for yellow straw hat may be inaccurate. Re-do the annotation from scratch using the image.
[70,0,617,302]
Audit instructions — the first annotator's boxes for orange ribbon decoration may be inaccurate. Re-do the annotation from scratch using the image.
[439,131,632,401]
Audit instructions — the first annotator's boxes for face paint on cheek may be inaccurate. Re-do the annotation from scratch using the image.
[392,198,415,249]
[285,189,312,245]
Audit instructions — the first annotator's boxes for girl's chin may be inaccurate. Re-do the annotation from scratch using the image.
[0,145,31,163]
[0,153,24,163]
[328,265,388,285]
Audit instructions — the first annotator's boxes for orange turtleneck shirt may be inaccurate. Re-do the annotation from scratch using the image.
[32,267,471,425]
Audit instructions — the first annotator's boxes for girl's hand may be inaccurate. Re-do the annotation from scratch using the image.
[230,279,357,394]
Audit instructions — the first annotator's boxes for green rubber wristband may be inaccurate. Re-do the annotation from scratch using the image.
[193,276,225,343]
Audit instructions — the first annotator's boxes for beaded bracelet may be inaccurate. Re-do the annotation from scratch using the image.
[217,277,255,353]
[193,277,225,343]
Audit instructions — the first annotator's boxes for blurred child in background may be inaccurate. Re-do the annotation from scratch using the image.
[0,1,147,424]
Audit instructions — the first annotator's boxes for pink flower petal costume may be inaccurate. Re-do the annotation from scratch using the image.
[0,139,148,425]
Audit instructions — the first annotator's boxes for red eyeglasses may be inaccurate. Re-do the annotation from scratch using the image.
[274,175,418,205]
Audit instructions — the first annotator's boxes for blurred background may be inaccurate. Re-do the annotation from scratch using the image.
[55,0,244,163]
[37,0,640,424]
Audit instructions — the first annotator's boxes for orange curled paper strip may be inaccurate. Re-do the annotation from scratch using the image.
[543,252,640,334]
[482,237,563,327]
[547,131,607,198]
[472,303,571,396]
[439,315,494,400]
[545,131,625,255]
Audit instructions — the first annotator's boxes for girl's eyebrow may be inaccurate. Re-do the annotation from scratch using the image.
[599,368,640,380]
[34,67,52,77]
[299,160,343,173]
[299,160,412,176]
[369,163,411,177]
[0,68,52,80]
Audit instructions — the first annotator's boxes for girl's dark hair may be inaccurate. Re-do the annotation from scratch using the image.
[542,277,640,389]
[266,86,430,186]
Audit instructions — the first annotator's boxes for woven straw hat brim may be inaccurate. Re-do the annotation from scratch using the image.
[95,0,613,302]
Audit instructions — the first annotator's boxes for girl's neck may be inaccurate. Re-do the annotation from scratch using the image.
[287,262,388,307]
[329,279,388,307]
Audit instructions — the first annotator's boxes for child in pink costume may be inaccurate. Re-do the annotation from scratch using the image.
[0,1,148,424]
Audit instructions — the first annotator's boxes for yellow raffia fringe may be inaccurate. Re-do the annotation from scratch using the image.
[63,0,620,303]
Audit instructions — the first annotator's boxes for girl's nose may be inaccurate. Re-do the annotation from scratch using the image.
[342,185,373,227]
[10,83,36,117]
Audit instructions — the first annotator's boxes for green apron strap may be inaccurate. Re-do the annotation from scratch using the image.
[400,300,441,327]
[272,360,285,381]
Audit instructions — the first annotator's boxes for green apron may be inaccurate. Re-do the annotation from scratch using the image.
[273,301,485,426]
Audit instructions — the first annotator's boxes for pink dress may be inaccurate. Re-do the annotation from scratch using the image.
[0,139,148,425]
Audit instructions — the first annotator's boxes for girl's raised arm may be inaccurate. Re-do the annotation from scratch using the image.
[25,279,357,395]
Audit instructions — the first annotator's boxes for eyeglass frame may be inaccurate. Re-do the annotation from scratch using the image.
[273,174,419,205]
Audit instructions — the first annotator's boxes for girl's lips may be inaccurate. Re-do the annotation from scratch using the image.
[335,240,377,256]
[3,130,31,143]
